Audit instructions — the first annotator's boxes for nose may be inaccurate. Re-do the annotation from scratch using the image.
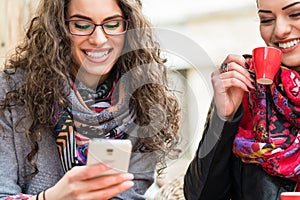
[273,17,292,39]
[89,26,108,45]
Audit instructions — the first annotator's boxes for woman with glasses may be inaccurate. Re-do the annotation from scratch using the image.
[184,0,300,199]
[0,0,180,199]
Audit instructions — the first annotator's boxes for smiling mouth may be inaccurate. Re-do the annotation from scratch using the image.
[278,39,300,49]
[84,50,110,59]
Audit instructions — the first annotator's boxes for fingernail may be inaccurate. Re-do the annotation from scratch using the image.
[247,85,254,91]
[245,62,250,69]
[249,72,256,82]
[123,173,134,180]
[122,181,134,188]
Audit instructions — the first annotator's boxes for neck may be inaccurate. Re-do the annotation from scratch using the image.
[71,70,109,89]
[80,74,109,88]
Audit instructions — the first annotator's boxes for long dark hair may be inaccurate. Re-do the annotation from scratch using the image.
[2,0,180,176]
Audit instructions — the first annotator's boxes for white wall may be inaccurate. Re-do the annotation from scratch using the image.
[143,1,266,158]
[143,1,265,65]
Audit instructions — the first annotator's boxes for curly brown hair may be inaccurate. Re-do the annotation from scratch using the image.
[3,0,180,176]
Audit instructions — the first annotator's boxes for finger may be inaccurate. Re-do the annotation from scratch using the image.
[82,173,134,192]
[61,172,134,199]
[219,69,254,90]
[211,69,253,93]
[225,62,254,82]
[67,163,111,182]
[218,77,250,92]
[212,70,249,92]
[223,54,246,67]
[220,54,254,81]
[77,180,134,200]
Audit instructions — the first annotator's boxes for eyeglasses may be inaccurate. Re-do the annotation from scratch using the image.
[65,19,129,36]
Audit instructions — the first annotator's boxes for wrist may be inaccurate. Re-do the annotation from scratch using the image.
[44,187,56,200]
[36,191,42,200]
[31,189,48,200]
[43,189,47,200]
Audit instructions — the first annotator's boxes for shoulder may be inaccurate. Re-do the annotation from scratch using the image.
[0,68,26,97]
[0,68,26,85]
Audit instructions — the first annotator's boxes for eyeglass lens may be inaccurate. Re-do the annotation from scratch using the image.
[68,20,127,36]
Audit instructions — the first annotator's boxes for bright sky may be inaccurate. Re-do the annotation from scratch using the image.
[142,0,256,25]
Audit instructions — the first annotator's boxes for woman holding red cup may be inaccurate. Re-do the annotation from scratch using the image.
[184,0,300,199]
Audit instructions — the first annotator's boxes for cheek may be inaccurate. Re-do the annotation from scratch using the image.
[70,44,80,76]
[282,53,300,67]
[259,26,272,45]
[260,26,268,41]
[116,37,125,51]
[71,39,84,61]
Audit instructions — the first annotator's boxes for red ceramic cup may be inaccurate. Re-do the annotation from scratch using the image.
[252,46,282,85]
[281,192,300,200]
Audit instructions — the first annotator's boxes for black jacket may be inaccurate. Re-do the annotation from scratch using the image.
[184,105,296,200]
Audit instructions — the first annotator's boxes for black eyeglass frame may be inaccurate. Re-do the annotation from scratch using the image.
[65,18,130,36]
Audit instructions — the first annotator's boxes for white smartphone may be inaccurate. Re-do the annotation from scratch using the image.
[87,139,132,175]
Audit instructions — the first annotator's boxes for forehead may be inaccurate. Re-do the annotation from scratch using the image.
[257,0,299,9]
[67,0,123,19]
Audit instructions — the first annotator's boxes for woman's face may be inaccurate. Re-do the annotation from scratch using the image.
[67,0,125,86]
[257,0,300,70]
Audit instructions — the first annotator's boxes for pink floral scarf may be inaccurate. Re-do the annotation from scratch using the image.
[233,65,300,182]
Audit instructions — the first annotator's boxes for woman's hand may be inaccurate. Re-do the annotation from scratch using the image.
[211,54,254,120]
[45,163,134,200]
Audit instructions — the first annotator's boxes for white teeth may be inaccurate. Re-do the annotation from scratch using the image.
[279,39,300,49]
[85,51,109,58]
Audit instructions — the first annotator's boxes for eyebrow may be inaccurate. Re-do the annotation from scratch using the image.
[282,2,300,10]
[69,14,124,21]
[258,2,300,14]
[258,10,272,14]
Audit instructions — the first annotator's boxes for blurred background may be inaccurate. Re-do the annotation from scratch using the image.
[0,0,264,199]
[143,0,264,64]
[0,0,264,67]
